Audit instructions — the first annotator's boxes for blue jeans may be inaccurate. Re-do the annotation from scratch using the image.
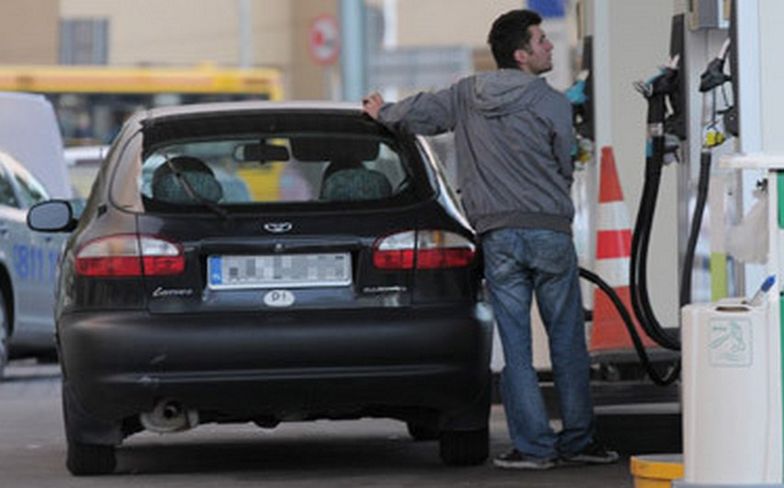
[482,228,594,459]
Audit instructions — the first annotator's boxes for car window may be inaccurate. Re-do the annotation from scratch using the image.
[138,135,410,207]
[0,172,19,208]
[14,168,50,208]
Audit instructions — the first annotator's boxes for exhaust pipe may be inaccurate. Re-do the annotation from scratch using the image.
[140,399,199,433]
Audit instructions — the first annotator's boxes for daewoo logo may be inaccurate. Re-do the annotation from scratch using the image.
[263,222,293,233]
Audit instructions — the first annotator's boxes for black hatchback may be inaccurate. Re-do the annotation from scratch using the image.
[28,101,492,476]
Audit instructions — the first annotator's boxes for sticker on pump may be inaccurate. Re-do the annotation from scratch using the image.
[263,289,295,307]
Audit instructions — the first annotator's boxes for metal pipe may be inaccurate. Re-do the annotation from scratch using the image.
[238,0,254,68]
[339,0,367,101]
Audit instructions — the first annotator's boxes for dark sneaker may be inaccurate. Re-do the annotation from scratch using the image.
[493,449,556,470]
[561,442,620,465]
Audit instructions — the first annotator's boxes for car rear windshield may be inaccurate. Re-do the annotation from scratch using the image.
[109,110,432,213]
[139,134,409,209]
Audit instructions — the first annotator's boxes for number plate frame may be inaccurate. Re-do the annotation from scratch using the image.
[208,253,352,290]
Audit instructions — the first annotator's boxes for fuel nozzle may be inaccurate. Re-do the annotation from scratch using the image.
[699,56,731,92]
[634,66,680,100]
[634,55,682,129]
[699,38,732,93]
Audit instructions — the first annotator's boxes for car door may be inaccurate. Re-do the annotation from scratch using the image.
[8,157,63,343]
[0,160,40,339]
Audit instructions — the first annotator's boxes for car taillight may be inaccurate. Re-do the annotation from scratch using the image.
[373,230,476,269]
[373,231,416,269]
[75,234,184,277]
[415,230,477,268]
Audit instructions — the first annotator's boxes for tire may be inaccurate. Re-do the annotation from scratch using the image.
[439,427,489,466]
[62,383,117,475]
[0,291,9,381]
[66,441,116,476]
[406,422,439,442]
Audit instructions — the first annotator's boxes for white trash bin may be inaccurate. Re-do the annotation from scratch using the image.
[676,301,782,487]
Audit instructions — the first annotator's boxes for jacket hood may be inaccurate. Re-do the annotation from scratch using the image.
[473,69,548,117]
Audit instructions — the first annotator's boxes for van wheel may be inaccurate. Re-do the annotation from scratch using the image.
[439,427,489,466]
[0,292,9,380]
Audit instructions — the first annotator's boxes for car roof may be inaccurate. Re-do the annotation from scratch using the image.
[137,100,365,123]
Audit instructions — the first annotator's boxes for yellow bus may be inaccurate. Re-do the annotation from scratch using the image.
[0,64,284,145]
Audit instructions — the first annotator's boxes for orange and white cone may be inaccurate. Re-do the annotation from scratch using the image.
[589,146,656,352]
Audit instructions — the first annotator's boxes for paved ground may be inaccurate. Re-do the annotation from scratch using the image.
[0,360,636,487]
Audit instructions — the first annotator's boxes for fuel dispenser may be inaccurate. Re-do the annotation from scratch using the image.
[574,1,784,485]
[674,1,784,486]
[603,1,783,485]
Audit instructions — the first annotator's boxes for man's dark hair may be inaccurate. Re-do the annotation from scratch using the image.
[487,9,543,69]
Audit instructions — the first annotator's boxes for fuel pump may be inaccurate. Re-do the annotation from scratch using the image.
[571,27,736,387]
[566,38,684,385]
[629,35,734,353]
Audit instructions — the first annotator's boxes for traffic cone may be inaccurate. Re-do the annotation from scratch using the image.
[589,146,656,352]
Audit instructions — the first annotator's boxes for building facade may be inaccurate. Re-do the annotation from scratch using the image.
[5,0,526,99]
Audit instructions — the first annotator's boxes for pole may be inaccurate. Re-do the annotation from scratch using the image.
[339,0,366,101]
[238,0,253,68]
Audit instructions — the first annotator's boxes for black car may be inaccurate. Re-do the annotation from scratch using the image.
[28,101,492,476]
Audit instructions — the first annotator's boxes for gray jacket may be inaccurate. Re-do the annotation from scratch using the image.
[378,69,575,235]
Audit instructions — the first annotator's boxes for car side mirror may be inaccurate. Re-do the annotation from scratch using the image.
[27,200,78,232]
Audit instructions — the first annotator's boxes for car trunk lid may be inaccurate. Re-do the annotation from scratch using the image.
[137,209,421,314]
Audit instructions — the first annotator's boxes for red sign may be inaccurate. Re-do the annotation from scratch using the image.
[308,15,340,66]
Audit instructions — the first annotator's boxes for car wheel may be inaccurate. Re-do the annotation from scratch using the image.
[406,422,439,441]
[0,292,9,381]
[66,441,116,476]
[439,427,489,466]
[62,385,116,475]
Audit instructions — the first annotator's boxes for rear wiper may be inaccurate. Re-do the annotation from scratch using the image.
[163,155,231,221]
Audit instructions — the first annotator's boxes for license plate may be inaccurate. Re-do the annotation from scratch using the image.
[207,253,351,289]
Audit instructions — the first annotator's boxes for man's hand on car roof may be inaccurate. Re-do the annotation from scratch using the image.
[362,92,385,120]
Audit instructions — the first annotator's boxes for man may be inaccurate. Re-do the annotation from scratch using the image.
[363,9,618,470]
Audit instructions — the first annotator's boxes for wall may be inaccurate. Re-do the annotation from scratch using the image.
[60,0,347,99]
[60,0,292,68]
[391,0,525,47]
[0,0,59,64]
[760,0,784,156]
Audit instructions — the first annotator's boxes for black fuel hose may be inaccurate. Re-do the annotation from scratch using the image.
[680,150,712,307]
[579,267,681,386]
[584,99,713,384]
[630,131,682,351]
[580,58,726,384]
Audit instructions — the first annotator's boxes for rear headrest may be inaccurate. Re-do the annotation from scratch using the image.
[151,156,223,204]
[322,158,364,182]
[320,168,392,202]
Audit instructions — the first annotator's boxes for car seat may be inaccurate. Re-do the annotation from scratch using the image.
[320,159,392,201]
[151,156,223,204]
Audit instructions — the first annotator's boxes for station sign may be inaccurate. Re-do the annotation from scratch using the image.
[308,14,340,66]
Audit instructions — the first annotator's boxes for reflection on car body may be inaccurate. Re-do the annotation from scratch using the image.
[28,101,492,476]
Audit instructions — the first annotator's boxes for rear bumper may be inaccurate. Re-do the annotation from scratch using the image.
[58,307,492,426]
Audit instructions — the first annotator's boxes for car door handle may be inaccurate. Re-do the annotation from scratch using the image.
[0,226,9,237]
